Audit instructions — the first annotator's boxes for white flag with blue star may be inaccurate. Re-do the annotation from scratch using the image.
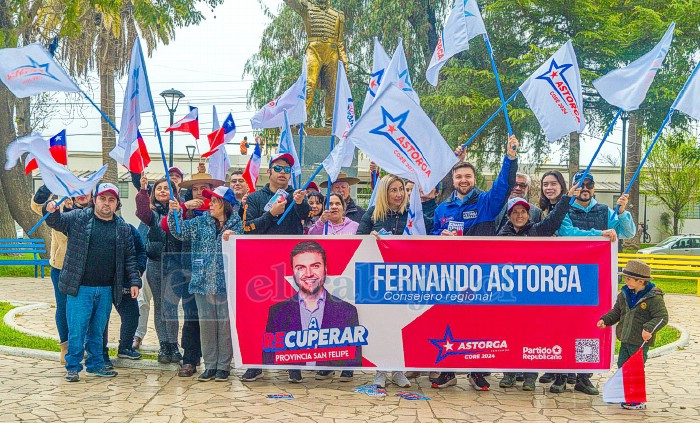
[0,43,79,98]
[426,0,487,86]
[673,60,700,121]
[375,38,420,105]
[345,83,457,192]
[594,23,674,112]
[362,37,391,116]
[519,40,586,142]
[403,186,426,235]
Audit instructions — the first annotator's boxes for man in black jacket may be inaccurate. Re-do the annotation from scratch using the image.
[242,152,309,383]
[44,183,141,382]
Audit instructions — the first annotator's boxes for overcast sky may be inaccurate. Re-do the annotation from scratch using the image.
[38,0,664,170]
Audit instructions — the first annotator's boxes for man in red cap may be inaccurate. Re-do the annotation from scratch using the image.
[241,152,310,383]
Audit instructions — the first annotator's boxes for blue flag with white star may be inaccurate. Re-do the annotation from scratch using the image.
[519,40,586,142]
[345,83,457,192]
[0,43,79,98]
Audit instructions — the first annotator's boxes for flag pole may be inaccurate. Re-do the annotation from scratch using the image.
[482,34,514,138]
[570,108,623,204]
[298,123,305,188]
[277,164,324,225]
[461,90,519,150]
[27,196,67,236]
[136,38,181,233]
[614,60,700,218]
[324,138,333,236]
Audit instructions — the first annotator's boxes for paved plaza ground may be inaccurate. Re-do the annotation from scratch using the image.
[1,277,698,422]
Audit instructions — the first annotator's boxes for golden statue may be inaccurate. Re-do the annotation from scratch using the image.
[284,0,349,126]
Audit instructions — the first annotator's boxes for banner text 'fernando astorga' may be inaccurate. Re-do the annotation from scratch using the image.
[354,263,598,306]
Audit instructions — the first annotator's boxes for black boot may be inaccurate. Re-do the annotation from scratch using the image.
[158,342,171,364]
[170,343,183,363]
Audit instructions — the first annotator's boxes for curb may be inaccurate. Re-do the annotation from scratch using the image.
[4,301,158,353]
[0,344,180,371]
[649,323,690,359]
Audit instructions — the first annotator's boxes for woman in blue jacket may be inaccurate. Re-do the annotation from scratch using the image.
[168,186,243,382]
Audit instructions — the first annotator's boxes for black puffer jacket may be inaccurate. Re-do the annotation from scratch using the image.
[497,195,572,237]
[344,198,366,224]
[43,206,141,307]
[145,202,182,262]
[357,206,407,235]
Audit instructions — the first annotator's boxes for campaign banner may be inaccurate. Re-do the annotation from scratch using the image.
[226,236,616,372]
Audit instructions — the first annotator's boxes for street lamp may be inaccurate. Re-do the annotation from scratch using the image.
[160,88,185,167]
[186,145,196,177]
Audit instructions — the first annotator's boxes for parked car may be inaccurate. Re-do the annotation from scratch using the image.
[637,235,700,255]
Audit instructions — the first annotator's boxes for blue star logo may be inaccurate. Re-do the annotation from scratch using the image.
[535,59,574,104]
[11,56,61,82]
[464,0,475,18]
[429,326,498,364]
[396,69,413,92]
[369,107,431,169]
[367,69,385,97]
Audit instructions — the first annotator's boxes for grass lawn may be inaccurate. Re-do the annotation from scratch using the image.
[0,254,48,277]
[0,302,156,360]
[615,325,680,354]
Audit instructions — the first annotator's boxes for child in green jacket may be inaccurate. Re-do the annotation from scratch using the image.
[597,259,668,410]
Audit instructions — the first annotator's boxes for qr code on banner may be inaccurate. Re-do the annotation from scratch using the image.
[575,339,600,363]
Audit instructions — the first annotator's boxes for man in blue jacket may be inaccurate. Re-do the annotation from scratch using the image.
[432,135,519,236]
[430,135,518,391]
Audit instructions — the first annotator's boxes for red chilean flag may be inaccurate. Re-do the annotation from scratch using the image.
[165,106,199,139]
[602,347,647,403]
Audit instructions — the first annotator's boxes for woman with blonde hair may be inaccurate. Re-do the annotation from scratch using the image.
[357,174,409,236]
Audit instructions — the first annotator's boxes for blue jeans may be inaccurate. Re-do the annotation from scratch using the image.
[50,267,68,343]
[65,286,113,372]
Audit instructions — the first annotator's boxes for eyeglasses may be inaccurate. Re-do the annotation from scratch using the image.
[514,182,528,189]
[579,182,595,189]
[272,165,292,174]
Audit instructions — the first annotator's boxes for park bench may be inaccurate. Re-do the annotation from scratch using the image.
[0,238,50,278]
[618,252,700,296]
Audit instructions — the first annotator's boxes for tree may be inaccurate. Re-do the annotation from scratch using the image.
[0,0,224,241]
[641,131,700,236]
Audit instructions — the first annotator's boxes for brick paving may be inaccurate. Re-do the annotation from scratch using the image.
[1,277,697,422]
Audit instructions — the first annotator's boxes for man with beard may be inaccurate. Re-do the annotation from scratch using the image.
[431,135,519,237]
[31,187,93,364]
[262,241,361,367]
[429,135,518,391]
[44,183,140,382]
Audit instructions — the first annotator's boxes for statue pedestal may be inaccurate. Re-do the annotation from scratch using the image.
[292,134,358,185]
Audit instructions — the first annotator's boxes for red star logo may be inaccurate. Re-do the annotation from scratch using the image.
[387,125,397,134]
[370,79,377,88]
[550,71,558,78]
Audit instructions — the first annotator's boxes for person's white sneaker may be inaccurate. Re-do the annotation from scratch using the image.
[392,371,411,388]
[373,371,387,388]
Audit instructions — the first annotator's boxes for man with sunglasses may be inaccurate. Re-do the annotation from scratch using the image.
[553,169,635,396]
[241,153,310,383]
[556,170,635,242]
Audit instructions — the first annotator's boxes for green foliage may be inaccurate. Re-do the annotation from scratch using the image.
[0,302,60,351]
[246,0,700,168]
[641,131,700,235]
